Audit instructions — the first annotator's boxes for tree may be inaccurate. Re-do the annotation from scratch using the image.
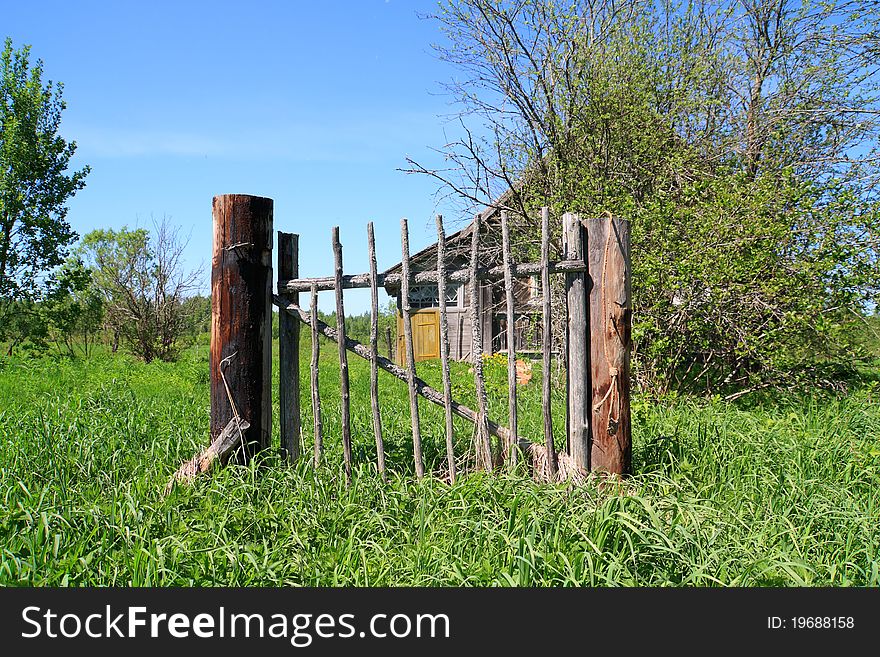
[182,294,211,340]
[407,0,880,393]
[0,257,103,357]
[39,258,103,358]
[79,217,202,362]
[0,38,89,311]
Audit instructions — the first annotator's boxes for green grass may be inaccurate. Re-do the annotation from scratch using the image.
[1,342,878,586]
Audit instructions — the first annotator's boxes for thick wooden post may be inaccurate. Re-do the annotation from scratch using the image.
[587,216,631,475]
[211,194,273,463]
[563,212,591,471]
[278,232,301,463]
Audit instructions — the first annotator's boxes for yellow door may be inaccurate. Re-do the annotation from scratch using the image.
[397,309,440,363]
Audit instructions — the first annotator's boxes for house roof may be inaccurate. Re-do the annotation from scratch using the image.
[383,187,514,279]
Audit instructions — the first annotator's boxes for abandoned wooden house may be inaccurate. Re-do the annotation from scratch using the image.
[383,207,544,364]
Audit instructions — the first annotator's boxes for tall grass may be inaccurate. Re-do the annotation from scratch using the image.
[0,344,878,586]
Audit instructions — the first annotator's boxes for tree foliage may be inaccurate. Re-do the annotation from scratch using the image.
[40,258,103,357]
[1,257,103,358]
[0,37,89,304]
[409,0,880,393]
[78,218,202,362]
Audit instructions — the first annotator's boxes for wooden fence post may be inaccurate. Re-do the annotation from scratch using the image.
[586,216,632,475]
[332,227,353,484]
[367,222,387,480]
[540,207,557,478]
[563,212,591,471]
[501,211,518,469]
[469,215,493,470]
[278,232,301,463]
[436,214,457,484]
[310,284,323,467]
[211,194,273,463]
[400,218,426,479]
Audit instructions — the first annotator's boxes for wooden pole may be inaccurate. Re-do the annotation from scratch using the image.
[400,218,426,478]
[309,284,323,467]
[586,216,632,475]
[436,214,457,484]
[541,207,557,478]
[278,232,301,463]
[563,212,591,471]
[332,227,353,484]
[211,194,273,464]
[367,222,387,480]
[501,211,518,469]
[469,216,493,470]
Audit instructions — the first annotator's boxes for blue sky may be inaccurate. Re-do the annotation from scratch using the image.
[5,0,470,314]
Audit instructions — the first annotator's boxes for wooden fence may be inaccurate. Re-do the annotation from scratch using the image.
[207,193,631,485]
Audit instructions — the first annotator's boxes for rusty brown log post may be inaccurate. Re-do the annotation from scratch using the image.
[211,194,273,464]
[278,232,301,463]
[563,212,591,471]
[586,216,632,476]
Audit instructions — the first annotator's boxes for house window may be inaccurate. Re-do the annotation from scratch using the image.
[409,283,460,308]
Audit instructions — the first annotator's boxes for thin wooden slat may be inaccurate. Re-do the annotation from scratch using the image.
[541,207,557,478]
[587,216,632,476]
[367,222,386,480]
[309,284,323,467]
[278,232,301,463]
[469,215,492,470]
[278,259,588,293]
[436,214,457,484]
[563,213,591,471]
[501,211,518,469]
[332,227,353,484]
[400,218,425,478]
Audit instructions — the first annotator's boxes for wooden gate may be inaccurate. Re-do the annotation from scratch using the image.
[201,194,632,487]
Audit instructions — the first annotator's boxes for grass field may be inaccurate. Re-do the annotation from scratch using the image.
[1,341,879,586]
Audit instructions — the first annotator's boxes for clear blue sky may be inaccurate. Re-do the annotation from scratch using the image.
[5,0,470,314]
